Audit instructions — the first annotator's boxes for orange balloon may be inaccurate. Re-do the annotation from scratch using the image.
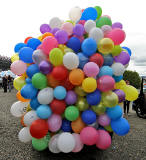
[42,32,54,40]
[24,37,33,44]
[47,74,61,88]
[69,69,85,85]
[20,114,27,127]
[71,116,86,133]
[16,91,30,102]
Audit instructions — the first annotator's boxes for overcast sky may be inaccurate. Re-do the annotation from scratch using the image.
[0,0,146,75]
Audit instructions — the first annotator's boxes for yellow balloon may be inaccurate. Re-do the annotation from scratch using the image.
[98,38,114,54]
[38,35,43,41]
[82,77,97,93]
[13,76,26,90]
[115,80,126,89]
[120,85,138,101]
[76,97,89,111]
[11,53,19,62]
[74,86,86,97]
[92,102,106,115]
[26,104,32,112]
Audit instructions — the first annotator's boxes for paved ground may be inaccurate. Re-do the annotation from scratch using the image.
[0,89,146,160]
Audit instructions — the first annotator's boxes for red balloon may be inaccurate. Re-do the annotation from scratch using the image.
[30,119,48,139]
[60,77,75,90]
[89,53,104,68]
[50,99,66,115]
[52,66,68,81]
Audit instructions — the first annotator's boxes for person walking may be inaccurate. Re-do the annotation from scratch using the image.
[2,75,8,93]
[8,75,12,92]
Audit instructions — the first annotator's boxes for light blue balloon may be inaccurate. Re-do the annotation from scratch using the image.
[26,64,40,78]
[36,105,52,119]
[106,105,123,120]
[77,52,89,69]
[111,117,130,136]
[26,78,32,84]
[54,86,67,100]
[103,54,113,66]
[30,98,40,110]
[113,75,123,82]
[98,66,113,77]
[80,7,98,20]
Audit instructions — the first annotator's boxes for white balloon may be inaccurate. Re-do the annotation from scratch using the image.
[18,127,32,143]
[10,101,29,117]
[37,87,54,104]
[89,27,104,43]
[49,17,62,29]
[69,7,82,22]
[111,63,125,76]
[48,134,60,153]
[57,132,75,153]
[63,52,79,70]
[23,110,39,126]
[84,20,96,33]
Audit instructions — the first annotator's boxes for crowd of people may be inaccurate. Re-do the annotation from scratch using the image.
[1,75,13,93]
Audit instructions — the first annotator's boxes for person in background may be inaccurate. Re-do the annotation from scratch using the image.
[123,80,130,116]
[8,75,12,92]
[2,75,8,93]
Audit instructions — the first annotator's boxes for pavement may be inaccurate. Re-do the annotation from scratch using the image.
[0,89,146,160]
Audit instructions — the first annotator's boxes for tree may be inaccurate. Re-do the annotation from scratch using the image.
[123,70,141,89]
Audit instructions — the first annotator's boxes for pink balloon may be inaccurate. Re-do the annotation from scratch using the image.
[11,60,27,76]
[41,36,58,55]
[80,127,99,145]
[106,28,126,45]
[72,133,84,152]
[98,114,111,126]
[101,25,112,36]
[97,75,115,92]
[61,22,74,36]
[47,114,62,132]
[96,130,111,149]
[83,62,99,77]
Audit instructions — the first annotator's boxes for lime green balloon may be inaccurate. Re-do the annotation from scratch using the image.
[92,102,106,115]
[102,91,118,107]
[13,76,26,90]
[96,17,112,28]
[111,45,122,56]
[45,132,51,143]
[49,48,63,66]
[65,106,79,121]
[104,125,113,132]
[74,86,86,97]
[32,137,48,151]
[94,6,102,19]
[32,73,47,89]
[76,97,89,111]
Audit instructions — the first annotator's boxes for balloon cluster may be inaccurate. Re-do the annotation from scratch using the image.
[10,6,138,153]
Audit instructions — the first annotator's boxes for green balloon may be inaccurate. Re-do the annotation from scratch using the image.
[65,106,79,121]
[94,6,102,19]
[32,137,48,151]
[76,97,89,111]
[111,45,122,56]
[49,48,63,66]
[104,125,113,132]
[92,102,106,115]
[96,17,112,28]
[102,91,118,107]
[32,73,47,89]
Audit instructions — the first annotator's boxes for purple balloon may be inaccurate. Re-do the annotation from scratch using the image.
[114,51,130,65]
[55,30,68,44]
[65,91,77,105]
[113,89,125,103]
[51,28,60,35]
[40,24,51,34]
[73,24,84,37]
[39,60,52,74]
[98,114,111,126]
[112,22,123,29]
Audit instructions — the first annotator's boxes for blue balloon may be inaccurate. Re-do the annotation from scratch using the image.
[21,84,38,99]
[103,54,113,66]
[80,7,98,20]
[122,47,132,56]
[111,117,130,136]
[61,119,72,132]
[81,38,97,56]
[81,110,97,125]
[36,105,52,119]
[14,43,27,53]
[54,86,67,100]
[30,97,40,110]
[98,66,113,77]
[19,47,34,63]
[77,52,89,69]
[26,78,32,84]
[66,37,81,53]
[26,64,40,78]
[86,89,101,105]
[113,75,123,82]
[27,38,41,50]
[106,105,123,120]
